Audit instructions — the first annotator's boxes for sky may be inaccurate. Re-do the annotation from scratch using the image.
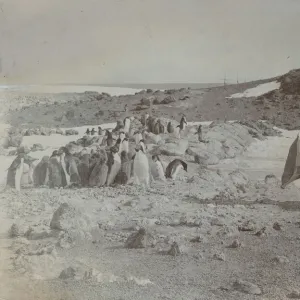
[0,0,299,84]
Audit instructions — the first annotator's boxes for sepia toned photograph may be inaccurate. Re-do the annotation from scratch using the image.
[0,0,300,299]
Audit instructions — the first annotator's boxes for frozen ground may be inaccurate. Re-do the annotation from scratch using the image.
[227,81,280,99]
[0,121,300,300]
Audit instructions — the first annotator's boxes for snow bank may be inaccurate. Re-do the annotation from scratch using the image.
[227,81,280,99]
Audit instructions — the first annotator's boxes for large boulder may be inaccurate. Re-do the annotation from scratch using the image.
[50,203,93,243]
[150,138,188,156]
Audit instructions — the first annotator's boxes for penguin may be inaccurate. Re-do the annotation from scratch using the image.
[123,116,131,133]
[119,131,126,142]
[195,124,204,142]
[6,153,26,190]
[141,113,149,127]
[85,128,90,135]
[98,126,103,136]
[165,159,188,180]
[158,119,165,134]
[91,128,96,136]
[167,121,174,134]
[89,149,108,187]
[112,120,124,133]
[152,155,166,182]
[106,147,121,186]
[153,121,160,135]
[181,114,188,126]
[111,138,121,154]
[48,150,67,188]
[33,156,50,187]
[58,146,81,186]
[119,137,129,154]
[134,131,143,146]
[114,151,132,185]
[133,140,150,187]
[124,104,128,112]
[105,130,114,147]
[78,152,90,187]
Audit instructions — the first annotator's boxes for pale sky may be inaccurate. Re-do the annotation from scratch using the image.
[0,0,299,84]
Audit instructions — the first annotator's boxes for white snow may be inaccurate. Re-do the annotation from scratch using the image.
[227,81,280,99]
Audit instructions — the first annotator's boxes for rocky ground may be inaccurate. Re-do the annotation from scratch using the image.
[1,72,300,299]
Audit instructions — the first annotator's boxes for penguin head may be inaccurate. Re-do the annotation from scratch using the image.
[120,150,128,161]
[91,128,96,132]
[58,146,70,156]
[119,131,125,140]
[152,155,158,162]
[180,160,188,172]
[139,140,147,153]
[41,156,50,163]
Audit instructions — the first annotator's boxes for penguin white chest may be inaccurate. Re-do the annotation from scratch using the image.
[133,152,149,184]
[155,161,166,181]
[124,119,131,133]
[171,164,183,180]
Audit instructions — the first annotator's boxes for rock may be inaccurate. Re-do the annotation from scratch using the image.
[254,227,266,237]
[161,96,176,104]
[167,242,181,256]
[39,127,51,136]
[264,174,278,184]
[125,228,146,249]
[9,223,20,238]
[273,222,282,231]
[213,252,225,261]
[31,143,44,152]
[228,239,242,248]
[59,267,76,280]
[7,134,23,148]
[272,255,289,264]
[50,203,92,242]
[232,279,262,295]
[238,220,256,232]
[65,129,79,136]
[56,128,63,135]
[152,139,188,156]
[287,291,300,299]
[144,132,162,145]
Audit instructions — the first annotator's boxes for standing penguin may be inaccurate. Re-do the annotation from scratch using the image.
[114,151,132,185]
[123,116,131,133]
[153,121,160,135]
[181,114,187,125]
[78,152,90,187]
[111,138,121,154]
[158,119,165,134]
[124,104,128,112]
[165,159,188,180]
[6,153,26,191]
[59,147,81,186]
[89,149,108,187]
[48,150,67,188]
[119,131,126,142]
[112,120,124,133]
[33,156,50,187]
[106,147,121,186]
[98,126,103,136]
[133,131,143,146]
[152,155,166,182]
[133,140,150,187]
[119,137,129,154]
[195,124,204,142]
[105,130,114,147]
[91,128,96,136]
[167,121,174,134]
[85,128,90,135]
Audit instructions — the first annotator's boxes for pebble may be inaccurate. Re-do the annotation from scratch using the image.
[272,255,290,264]
[59,267,76,280]
[228,239,242,248]
[232,279,262,295]
[213,252,225,261]
[287,290,300,299]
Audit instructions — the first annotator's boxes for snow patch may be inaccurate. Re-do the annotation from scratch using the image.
[227,81,280,99]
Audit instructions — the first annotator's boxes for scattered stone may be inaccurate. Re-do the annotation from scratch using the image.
[254,227,266,237]
[264,174,278,184]
[211,218,224,227]
[167,242,181,256]
[213,252,225,261]
[238,220,256,232]
[272,255,289,264]
[59,267,76,280]
[228,239,242,248]
[190,236,206,243]
[9,223,20,238]
[287,290,300,299]
[31,143,44,152]
[65,129,79,136]
[125,228,146,249]
[273,222,282,231]
[232,279,262,295]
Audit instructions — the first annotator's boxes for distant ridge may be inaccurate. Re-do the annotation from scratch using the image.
[49,83,223,90]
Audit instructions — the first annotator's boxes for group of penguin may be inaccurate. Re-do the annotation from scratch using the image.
[6,114,190,191]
